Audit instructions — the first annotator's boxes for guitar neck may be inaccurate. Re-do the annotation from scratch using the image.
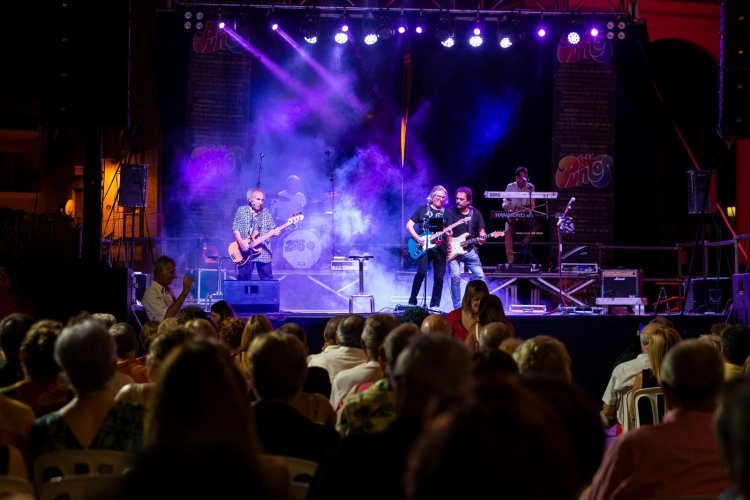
[247,221,290,245]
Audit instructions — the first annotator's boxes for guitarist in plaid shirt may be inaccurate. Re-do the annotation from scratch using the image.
[232,188,279,280]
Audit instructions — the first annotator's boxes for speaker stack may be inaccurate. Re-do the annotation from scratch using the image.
[719,0,750,138]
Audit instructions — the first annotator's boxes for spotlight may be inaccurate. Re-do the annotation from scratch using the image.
[537,27,547,38]
[606,17,628,41]
[469,18,483,47]
[217,10,225,30]
[567,31,581,45]
[301,11,319,44]
[414,14,425,34]
[268,10,279,31]
[363,14,378,45]
[435,15,454,46]
[219,20,226,30]
[498,34,513,49]
[590,27,599,37]
[377,13,394,40]
[183,10,193,30]
[442,37,455,48]
[335,14,350,43]
[397,13,408,34]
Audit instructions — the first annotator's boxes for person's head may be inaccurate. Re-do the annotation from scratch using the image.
[420,314,451,336]
[157,317,179,336]
[185,318,218,340]
[499,337,523,356]
[140,321,161,351]
[427,185,448,209]
[247,188,265,212]
[218,317,245,351]
[110,322,139,359]
[240,314,274,352]
[248,332,307,401]
[383,323,421,373]
[461,280,489,315]
[176,306,208,325]
[323,316,344,348]
[405,373,578,500]
[472,349,519,377]
[513,335,572,382]
[646,326,682,383]
[714,376,750,497]
[477,322,514,353]
[152,256,177,287]
[336,314,366,348]
[648,316,674,328]
[721,324,750,366]
[210,300,235,328]
[92,313,117,329]
[711,322,730,337]
[285,175,301,194]
[454,187,473,211]
[661,339,724,412]
[392,334,472,416]
[639,322,658,352]
[361,314,398,360]
[275,322,307,347]
[478,294,506,326]
[514,166,529,183]
[402,306,430,327]
[21,320,63,380]
[147,326,198,380]
[0,313,33,359]
[55,319,117,394]
[698,333,722,353]
[147,337,257,457]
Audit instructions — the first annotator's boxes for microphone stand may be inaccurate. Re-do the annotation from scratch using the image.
[256,153,264,188]
[556,197,575,312]
[421,210,432,308]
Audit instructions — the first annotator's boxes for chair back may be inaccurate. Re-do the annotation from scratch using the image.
[33,449,136,491]
[38,474,120,500]
[633,387,668,428]
[261,454,319,500]
[0,475,36,499]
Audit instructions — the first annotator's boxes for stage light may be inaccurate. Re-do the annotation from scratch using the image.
[590,27,599,37]
[537,27,547,38]
[194,11,204,30]
[436,15,454,47]
[606,17,628,41]
[183,10,192,30]
[397,13,408,34]
[469,18,483,47]
[334,15,350,44]
[363,14,379,45]
[498,34,513,49]
[567,31,581,45]
[377,12,394,40]
[414,14,425,34]
[301,11,319,44]
[219,20,226,30]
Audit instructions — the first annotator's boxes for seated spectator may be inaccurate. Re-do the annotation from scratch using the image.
[698,333,722,352]
[330,314,398,409]
[405,374,579,500]
[513,335,572,382]
[29,319,144,460]
[217,317,245,365]
[477,321,515,353]
[239,314,274,373]
[600,323,655,429]
[0,444,28,480]
[445,280,488,341]
[116,337,286,500]
[721,324,750,380]
[184,318,219,340]
[0,313,33,387]
[336,323,420,437]
[308,315,367,382]
[175,305,208,324]
[589,340,731,499]
[0,319,70,417]
[714,375,750,500]
[316,315,343,355]
[0,394,34,461]
[499,337,523,355]
[401,306,430,327]
[209,300,235,329]
[138,320,161,357]
[420,314,451,335]
[110,322,149,383]
[249,332,340,462]
[464,294,509,352]
[472,349,519,377]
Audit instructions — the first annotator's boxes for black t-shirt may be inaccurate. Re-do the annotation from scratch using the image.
[444,207,485,251]
[409,204,445,234]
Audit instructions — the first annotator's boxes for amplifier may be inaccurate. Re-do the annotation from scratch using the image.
[601,269,643,298]
[224,280,280,313]
[560,263,599,274]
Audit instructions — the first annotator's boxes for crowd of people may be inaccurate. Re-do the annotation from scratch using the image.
[2,291,750,500]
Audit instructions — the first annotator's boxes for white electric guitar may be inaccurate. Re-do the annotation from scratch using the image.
[446,231,504,262]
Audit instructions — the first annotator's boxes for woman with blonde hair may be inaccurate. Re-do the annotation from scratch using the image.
[239,315,274,372]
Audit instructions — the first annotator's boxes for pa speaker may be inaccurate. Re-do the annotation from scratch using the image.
[224,280,280,313]
[719,0,750,138]
[733,273,750,325]
[119,164,148,208]
[687,170,716,215]
[685,277,732,313]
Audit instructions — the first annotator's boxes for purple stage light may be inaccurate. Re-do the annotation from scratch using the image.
[271,22,279,31]
[415,25,424,34]
[590,27,599,37]
[219,21,226,30]
[537,27,546,38]
[334,32,349,44]
[567,31,580,45]
[398,25,406,34]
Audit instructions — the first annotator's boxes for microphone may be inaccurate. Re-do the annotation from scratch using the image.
[260,153,265,159]
[565,197,576,211]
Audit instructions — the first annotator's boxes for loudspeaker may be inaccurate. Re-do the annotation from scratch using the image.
[719,0,750,137]
[132,272,150,302]
[733,274,750,325]
[119,164,148,208]
[685,277,732,313]
[601,269,643,298]
[224,280,280,313]
[687,170,716,215]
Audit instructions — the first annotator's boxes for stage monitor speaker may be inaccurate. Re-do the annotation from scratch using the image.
[224,280,280,313]
[119,164,148,208]
[601,269,643,299]
[733,273,750,325]
[686,170,716,215]
[685,277,732,313]
[719,0,750,138]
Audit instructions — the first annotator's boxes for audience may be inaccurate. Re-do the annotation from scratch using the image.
[308,314,367,382]
[589,340,730,499]
[714,375,750,500]
[477,321,515,352]
[721,324,750,380]
[464,294,509,351]
[445,279,488,341]
[0,319,70,417]
[513,335,572,381]
[110,322,149,383]
[419,314,452,335]
[209,299,235,329]
[30,319,144,461]
[0,313,33,387]
[217,316,245,365]
[238,314,274,372]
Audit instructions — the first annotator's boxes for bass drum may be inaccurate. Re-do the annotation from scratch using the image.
[282,229,322,269]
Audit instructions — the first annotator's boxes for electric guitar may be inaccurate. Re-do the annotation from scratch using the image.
[447,231,504,262]
[228,214,304,267]
[407,216,471,260]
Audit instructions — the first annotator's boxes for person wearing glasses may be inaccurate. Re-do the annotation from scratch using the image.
[406,185,449,309]
[231,188,279,280]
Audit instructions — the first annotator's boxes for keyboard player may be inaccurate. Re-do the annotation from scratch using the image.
[502,166,542,264]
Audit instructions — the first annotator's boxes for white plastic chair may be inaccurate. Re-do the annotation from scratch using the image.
[0,475,36,499]
[38,474,120,500]
[33,449,136,491]
[261,454,318,500]
[633,387,668,428]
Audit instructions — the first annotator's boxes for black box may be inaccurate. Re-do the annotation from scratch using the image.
[601,269,643,298]
[224,280,280,313]
[685,277,732,313]
[733,274,750,325]
[192,269,226,301]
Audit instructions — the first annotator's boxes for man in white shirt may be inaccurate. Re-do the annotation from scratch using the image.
[142,256,194,321]
[309,315,367,383]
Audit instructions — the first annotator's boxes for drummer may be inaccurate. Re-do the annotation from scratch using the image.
[273,174,307,225]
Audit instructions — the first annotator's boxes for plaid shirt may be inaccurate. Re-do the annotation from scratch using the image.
[232,205,276,263]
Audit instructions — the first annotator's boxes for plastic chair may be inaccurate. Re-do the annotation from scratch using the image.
[38,474,120,500]
[261,454,318,484]
[33,449,136,491]
[0,475,36,499]
[633,387,668,428]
